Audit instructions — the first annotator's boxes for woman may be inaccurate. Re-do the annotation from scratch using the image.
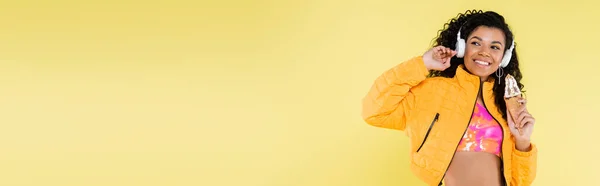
[361,10,537,186]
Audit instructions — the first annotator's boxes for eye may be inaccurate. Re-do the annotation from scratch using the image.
[491,46,501,50]
[470,41,480,46]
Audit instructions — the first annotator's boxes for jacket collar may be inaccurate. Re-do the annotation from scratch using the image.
[454,64,496,92]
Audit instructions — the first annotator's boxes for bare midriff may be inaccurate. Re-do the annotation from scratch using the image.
[443,152,503,186]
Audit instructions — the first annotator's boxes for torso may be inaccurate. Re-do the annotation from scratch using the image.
[443,97,504,186]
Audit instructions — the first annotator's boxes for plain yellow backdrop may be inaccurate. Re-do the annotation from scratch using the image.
[1,0,598,186]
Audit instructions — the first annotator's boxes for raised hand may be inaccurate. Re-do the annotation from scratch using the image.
[423,46,457,71]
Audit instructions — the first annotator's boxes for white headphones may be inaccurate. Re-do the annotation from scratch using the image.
[455,26,515,68]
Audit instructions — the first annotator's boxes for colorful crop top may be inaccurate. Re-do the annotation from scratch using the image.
[456,101,503,157]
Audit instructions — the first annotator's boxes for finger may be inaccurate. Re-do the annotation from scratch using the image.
[507,117,515,129]
[437,46,445,53]
[440,48,448,58]
[521,117,535,129]
[510,119,521,135]
[440,51,449,64]
[433,50,441,60]
[516,111,529,128]
[519,112,533,129]
[518,98,527,110]
[437,47,446,57]
[517,104,527,114]
[513,111,523,129]
[518,98,527,105]
[432,47,440,56]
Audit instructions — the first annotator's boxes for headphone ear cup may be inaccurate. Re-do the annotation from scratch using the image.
[500,50,512,68]
[455,38,465,58]
[499,40,515,68]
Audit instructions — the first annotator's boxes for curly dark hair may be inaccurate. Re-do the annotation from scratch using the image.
[428,9,525,120]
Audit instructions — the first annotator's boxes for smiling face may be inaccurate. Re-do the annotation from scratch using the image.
[463,26,507,81]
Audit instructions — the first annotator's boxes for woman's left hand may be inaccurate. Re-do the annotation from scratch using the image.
[506,98,535,145]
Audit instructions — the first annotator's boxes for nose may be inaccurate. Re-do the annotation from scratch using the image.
[478,50,491,57]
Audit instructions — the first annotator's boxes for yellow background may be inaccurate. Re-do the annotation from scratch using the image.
[1,0,598,186]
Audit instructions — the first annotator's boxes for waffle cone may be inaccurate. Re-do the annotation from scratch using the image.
[504,74,523,134]
[505,96,523,134]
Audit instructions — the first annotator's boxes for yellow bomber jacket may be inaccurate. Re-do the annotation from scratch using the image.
[361,56,537,186]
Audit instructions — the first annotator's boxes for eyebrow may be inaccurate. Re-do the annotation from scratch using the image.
[471,36,503,46]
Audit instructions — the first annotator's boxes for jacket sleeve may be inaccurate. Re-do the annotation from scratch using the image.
[361,56,430,131]
[510,142,538,186]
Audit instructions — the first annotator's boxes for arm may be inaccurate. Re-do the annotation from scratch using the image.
[361,56,430,131]
[510,141,538,186]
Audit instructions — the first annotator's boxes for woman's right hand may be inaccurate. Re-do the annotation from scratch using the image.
[423,46,457,71]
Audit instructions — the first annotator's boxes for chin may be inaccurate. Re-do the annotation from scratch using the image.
[464,61,497,79]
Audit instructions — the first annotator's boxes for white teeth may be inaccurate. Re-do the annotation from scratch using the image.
[475,60,490,66]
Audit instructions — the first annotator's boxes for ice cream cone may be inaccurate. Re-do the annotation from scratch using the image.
[506,96,523,134]
[504,74,523,134]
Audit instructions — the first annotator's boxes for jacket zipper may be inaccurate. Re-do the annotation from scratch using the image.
[437,79,482,186]
[416,113,439,152]
[479,85,507,185]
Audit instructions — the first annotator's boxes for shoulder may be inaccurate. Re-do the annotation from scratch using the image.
[412,76,458,94]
